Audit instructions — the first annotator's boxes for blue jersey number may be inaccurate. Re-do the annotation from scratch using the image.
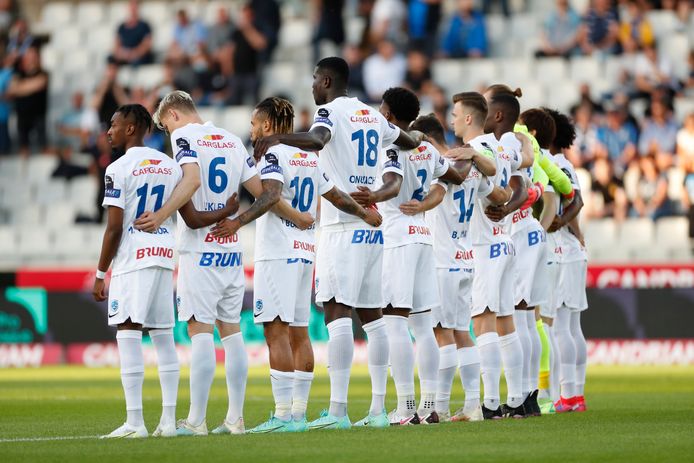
[135,183,165,217]
[289,176,315,212]
[412,169,427,201]
[453,188,475,223]
[499,168,509,188]
[351,129,379,167]
[209,157,229,193]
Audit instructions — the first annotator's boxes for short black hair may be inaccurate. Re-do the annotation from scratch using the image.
[316,56,349,88]
[382,87,420,123]
[489,93,520,124]
[410,113,446,145]
[542,107,576,150]
[520,108,556,149]
[116,104,153,134]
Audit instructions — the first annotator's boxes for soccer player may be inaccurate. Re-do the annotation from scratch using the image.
[544,108,588,413]
[246,97,381,433]
[405,97,511,422]
[151,91,281,436]
[254,57,424,429]
[93,104,183,438]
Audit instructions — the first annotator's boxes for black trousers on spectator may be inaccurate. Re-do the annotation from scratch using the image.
[17,113,47,151]
[228,73,260,106]
[0,120,10,155]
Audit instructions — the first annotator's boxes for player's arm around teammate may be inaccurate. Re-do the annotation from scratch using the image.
[178,193,240,229]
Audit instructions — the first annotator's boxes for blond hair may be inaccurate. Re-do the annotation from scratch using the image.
[152,90,197,130]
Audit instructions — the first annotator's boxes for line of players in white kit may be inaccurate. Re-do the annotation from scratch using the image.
[93,56,588,438]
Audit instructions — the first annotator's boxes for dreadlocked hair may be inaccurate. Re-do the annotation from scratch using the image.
[255,97,295,134]
[542,107,577,150]
[117,104,153,134]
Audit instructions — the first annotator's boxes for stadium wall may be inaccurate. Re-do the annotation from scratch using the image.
[1,265,693,367]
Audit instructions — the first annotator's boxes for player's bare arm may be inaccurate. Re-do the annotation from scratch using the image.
[271,199,315,230]
[549,190,583,232]
[93,206,124,302]
[539,191,558,231]
[514,132,535,168]
[399,183,446,216]
[134,163,201,232]
[438,164,465,185]
[393,129,425,150]
[485,175,528,222]
[211,177,281,238]
[254,126,332,159]
[567,215,585,247]
[487,184,512,206]
[323,186,381,227]
[178,193,240,230]
[350,171,402,207]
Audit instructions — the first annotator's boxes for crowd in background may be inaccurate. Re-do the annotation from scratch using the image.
[0,0,692,230]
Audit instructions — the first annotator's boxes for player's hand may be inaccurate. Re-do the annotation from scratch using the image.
[93,278,107,302]
[444,147,477,161]
[134,211,164,233]
[399,199,424,216]
[211,218,241,238]
[224,193,240,215]
[252,134,280,160]
[521,182,544,210]
[485,205,507,222]
[293,212,315,230]
[350,186,375,207]
[548,216,564,232]
[362,206,382,227]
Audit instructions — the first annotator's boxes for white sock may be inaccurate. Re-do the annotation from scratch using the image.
[292,370,313,420]
[435,344,457,414]
[363,318,388,416]
[527,311,542,391]
[546,323,561,402]
[188,332,215,426]
[476,332,501,410]
[327,318,353,417]
[513,311,532,397]
[384,315,415,416]
[499,331,524,408]
[222,332,247,423]
[117,330,144,428]
[457,345,481,411]
[150,328,179,426]
[555,307,577,398]
[270,369,294,421]
[409,312,439,412]
[572,311,587,396]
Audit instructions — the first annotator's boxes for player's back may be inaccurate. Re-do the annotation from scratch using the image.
[171,122,256,253]
[310,96,400,226]
[104,146,182,275]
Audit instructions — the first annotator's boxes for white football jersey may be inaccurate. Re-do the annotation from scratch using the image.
[380,141,449,248]
[504,132,542,236]
[468,133,522,245]
[254,144,335,261]
[544,151,564,264]
[170,122,258,254]
[554,153,586,263]
[310,96,401,227]
[429,165,494,268]
[102,147,182,276]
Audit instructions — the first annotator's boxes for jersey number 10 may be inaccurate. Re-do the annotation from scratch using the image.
[290,176,314,212]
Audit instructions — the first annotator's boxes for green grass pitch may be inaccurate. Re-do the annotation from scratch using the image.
[1,365,693,462]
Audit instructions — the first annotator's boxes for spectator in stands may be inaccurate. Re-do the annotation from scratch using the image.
[589,157,628,222]
[56,91,89,155]
[571,82,605,114]
[7,46,48,156]
[0,52,12,155]
[250,0,281,63]
[370,0,407,48]
[111,0,153,66]
[618,0,653,53]
[363,39,406,103]
[570,102,599,169]
[678,114,694,238]
[206,7,235,88]
[536,0,581,58]
[0,0,16,33]
[671,0,692,33]
[594,102,639,177]
[429,84,456,145]
[169,9,208,61]
[633,43,677,97]
[639,98,679,170]
[312,0,345,63]
[6,17,32,65]
[404,47,432,97]
[440,0,488,59]
[343,43,367,100]
[92,60,129,128]
[630,155,672,220]
[407,0,442,56]
[228,2,270,105]
[578,0,619,56]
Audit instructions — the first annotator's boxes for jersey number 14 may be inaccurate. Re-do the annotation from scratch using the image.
[453,188,475,223]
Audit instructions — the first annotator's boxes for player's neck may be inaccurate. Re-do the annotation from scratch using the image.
[464,127,484,142]
[124,139,145,152]
[391,119,410,132]
[495,124,513,139]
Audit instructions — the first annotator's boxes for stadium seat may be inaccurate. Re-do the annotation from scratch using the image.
[603,56,625,87]
[584,219,617,247]
[279,18,312,50]
[51,27,83,52]
[116,66,137,89]
[34,181,67,206]
[547,82,580,113]
[431,59,465,95]
[516,82,544,111]
[630,245,668,262]
[261,62,300,99]
[534,58,569,86]
[197,107,221,125]
[18,229,55,262]
[346,16,367,45]
[0,227,19,268]
[569,0,590,13]
[667,168,685,202]
[86,28,115,55]
[27,157,59,184]
[499,58,534,86]
[464,59,499,90]
[76,2,106,26]
[68,177,99,216]
[674,97,694,124]
[587,242,630,262]
[575,167,592,193]
[659,34,690,80]
[152,22,175,55]
[39,2,74,31]
[15,206,43,226]
[655,217,688,243]
[140,1,172,25]
[45,203,76,228]
[485,14,509,57]
[135,65,165,90]
[221,106,254,140]
[646,10,679,40]
[40,46,61,73]
[56,226,93,262]
[618,218,655,248]
[0,156,22,180]
[568,56,601,83]
[107,2,129,29]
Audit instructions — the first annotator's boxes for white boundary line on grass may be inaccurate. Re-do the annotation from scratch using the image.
[0,435,99,443]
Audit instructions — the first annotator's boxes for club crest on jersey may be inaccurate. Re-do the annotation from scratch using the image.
[104,175,121,198]
[254,300,263,316]
[139,159,162,166]
[110,300,119,314]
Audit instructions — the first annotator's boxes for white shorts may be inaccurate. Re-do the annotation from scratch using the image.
[512,227,549,307]
[433,267,474,331]
[540,260,561,319]
[253,258,313,327]
[108,267,174,328]
[176,252,245,325]
[383,244,439,313]
[315,225,383,308]
[557,260,588,312]
[471,241,516,318]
